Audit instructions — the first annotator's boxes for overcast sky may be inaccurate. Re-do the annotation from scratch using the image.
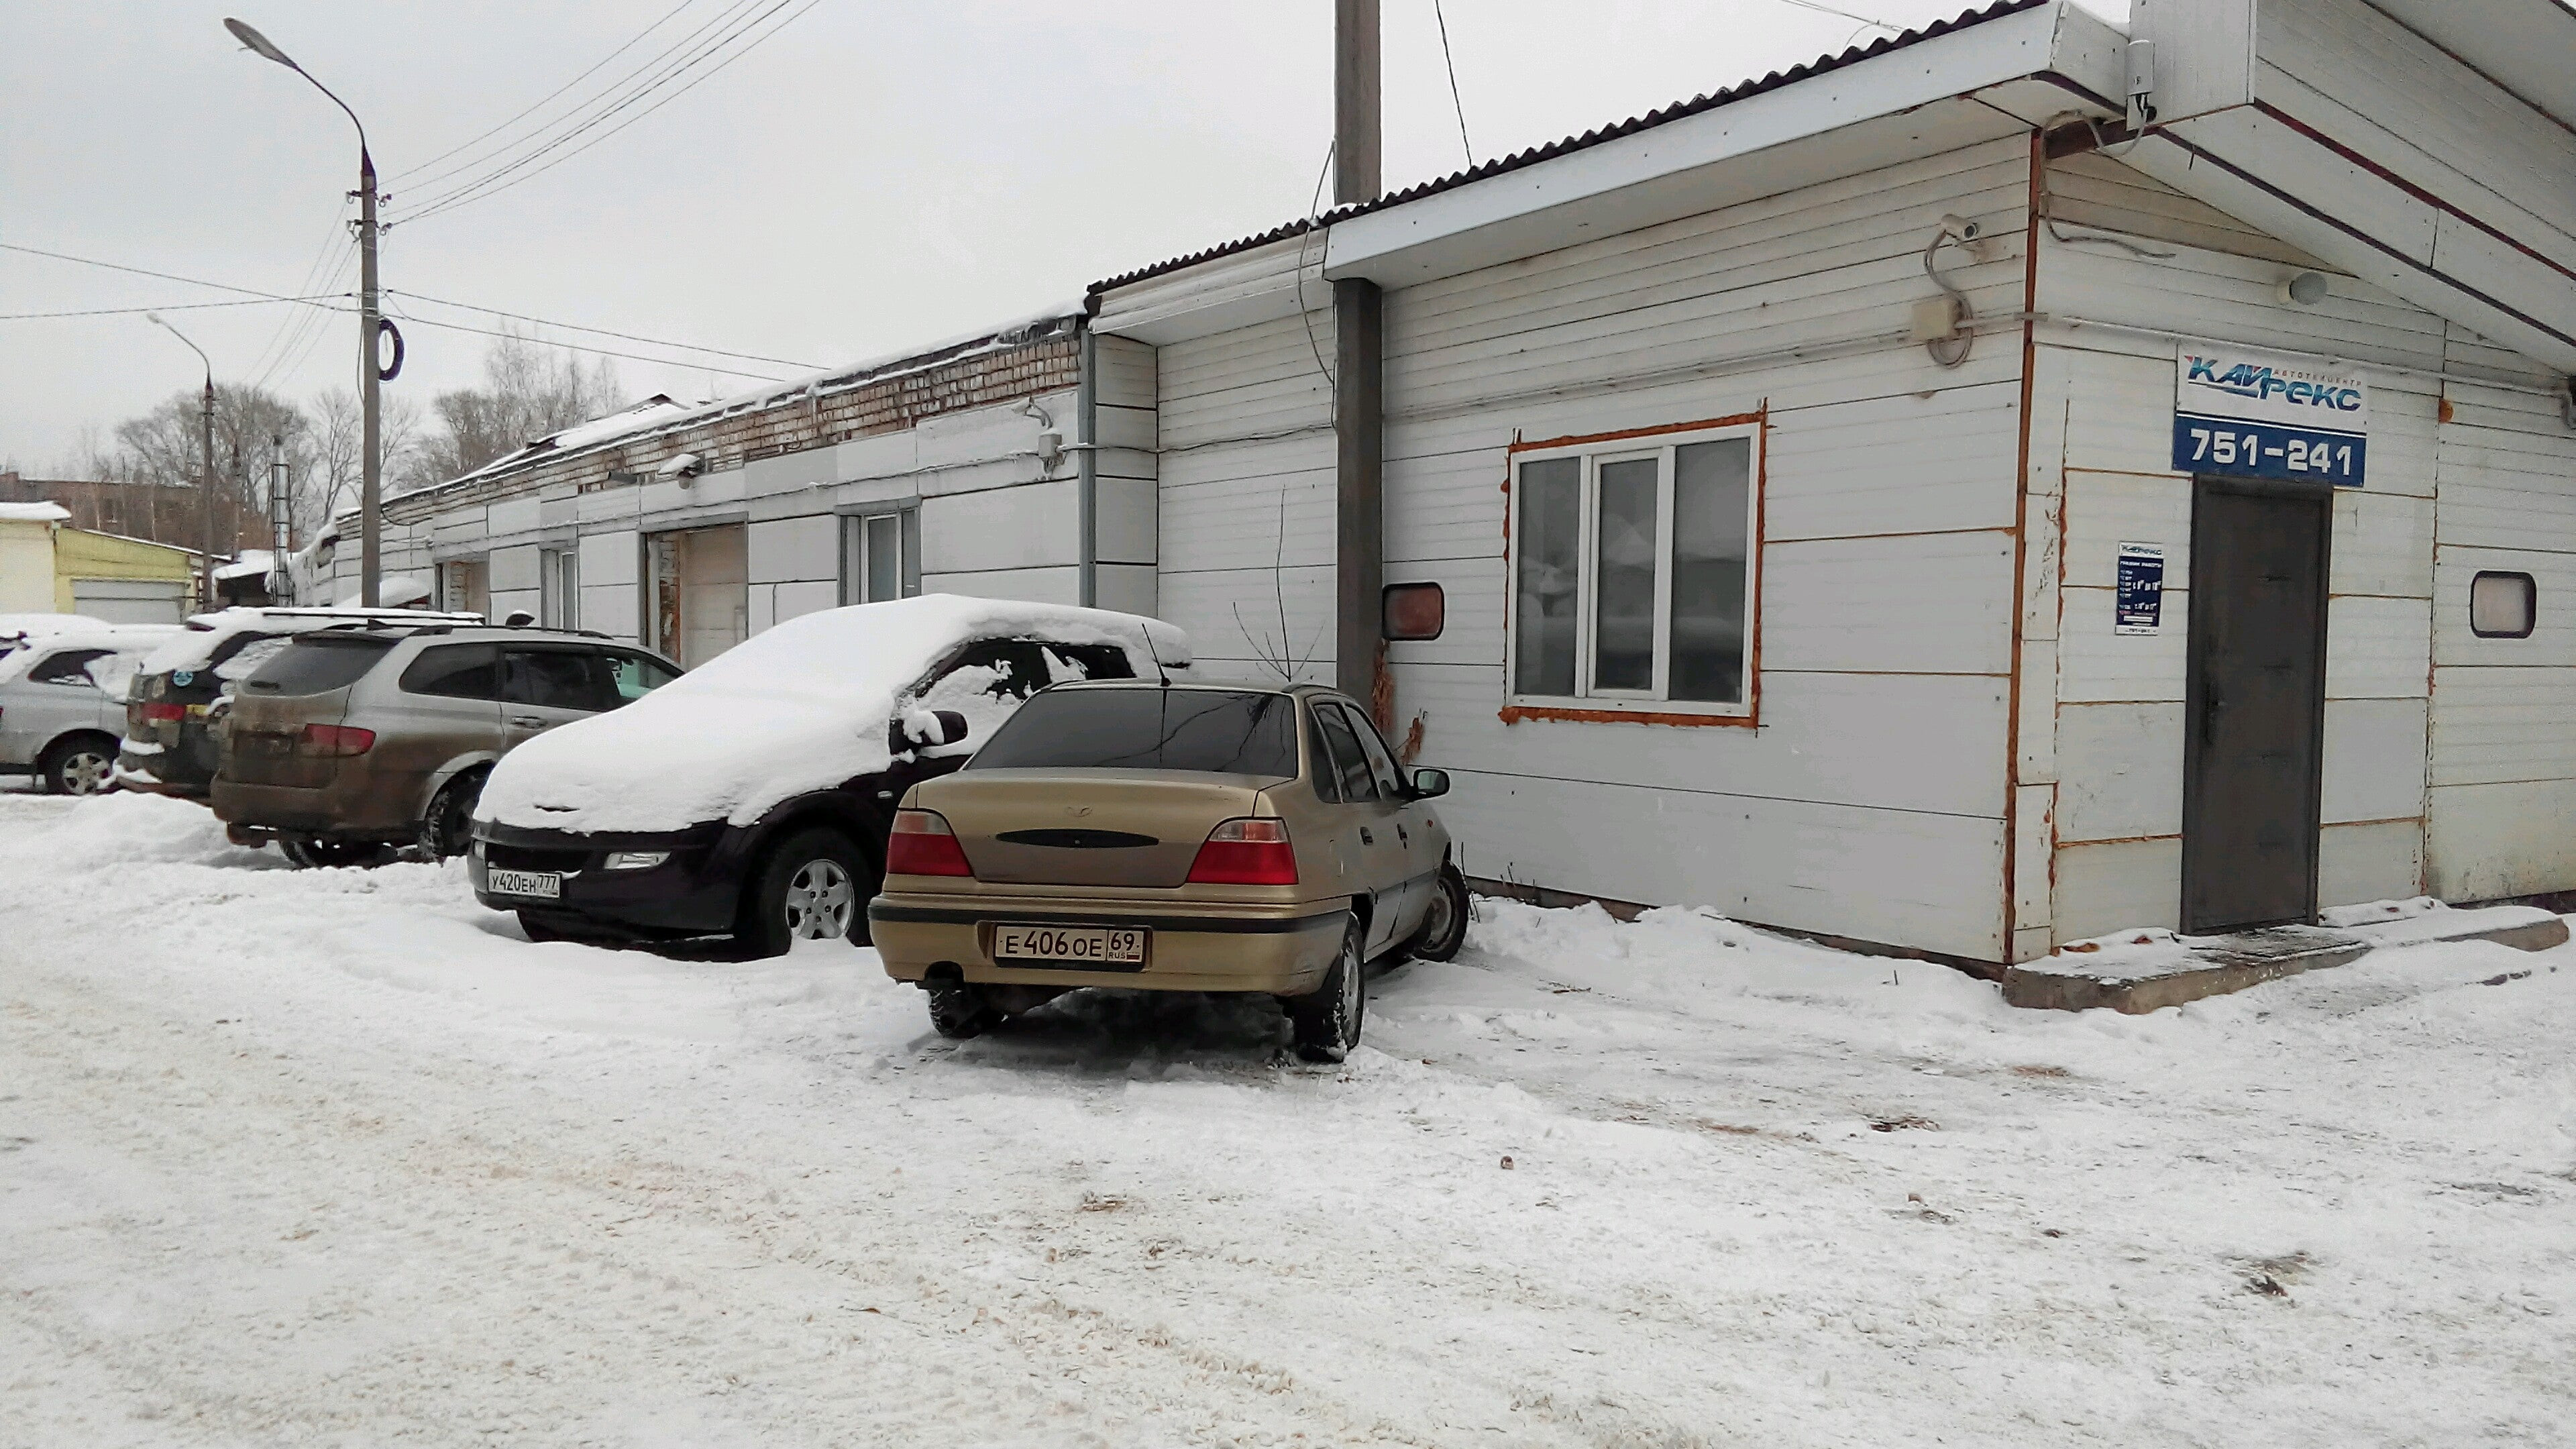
[0,0,2128,472]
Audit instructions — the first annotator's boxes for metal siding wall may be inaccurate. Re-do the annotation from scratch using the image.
[2033,184,2465,938]
[1362,136,2037,961]
[2427,380,2576,899]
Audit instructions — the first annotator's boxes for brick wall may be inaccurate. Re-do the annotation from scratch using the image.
[384,329,1081,527]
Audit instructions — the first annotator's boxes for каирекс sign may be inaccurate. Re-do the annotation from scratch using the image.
[2172,343,2369,487]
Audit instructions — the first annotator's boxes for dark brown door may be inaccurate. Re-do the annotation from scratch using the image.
[2182,476,2332,933]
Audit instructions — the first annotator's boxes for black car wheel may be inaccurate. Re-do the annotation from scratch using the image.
[281,836,390,869]
[1287,918,1367,1063]
[417,769,488,860]
[739,827,867,957]
[42,734,117,796]
[1404,862,1470,962]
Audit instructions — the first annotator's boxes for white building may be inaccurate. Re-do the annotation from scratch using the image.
[354,0,2576,968]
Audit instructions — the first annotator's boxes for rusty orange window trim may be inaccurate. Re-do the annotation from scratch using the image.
[1497,407,1768,729]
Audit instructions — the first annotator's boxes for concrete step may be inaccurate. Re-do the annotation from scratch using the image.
[2003,902,2569,1013]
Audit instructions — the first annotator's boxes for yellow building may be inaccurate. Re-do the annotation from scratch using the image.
[0,504,204,621]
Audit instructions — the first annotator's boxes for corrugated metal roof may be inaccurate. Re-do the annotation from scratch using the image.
[1089,0,2051,296]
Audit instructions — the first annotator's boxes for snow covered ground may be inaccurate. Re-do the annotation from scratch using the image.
[4,792,2571,1446]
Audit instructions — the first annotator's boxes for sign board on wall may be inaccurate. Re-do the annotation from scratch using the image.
[2115,543,2165,635]
[2173,344,2368,487]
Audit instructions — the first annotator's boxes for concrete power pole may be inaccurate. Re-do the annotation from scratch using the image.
[1333,0,1385,704]
[358,150,382,607]
[199,375,218,608]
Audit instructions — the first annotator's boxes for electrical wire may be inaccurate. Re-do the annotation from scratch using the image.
[247,201,355,387]
[390,0,821,227]
[1770,0,1902,34]
[390,0,704,184]
[386,288,819,369]
[1433,0,1474,168]
[3,241,798,382]
[390,0,767,198]
[0,294,345,321]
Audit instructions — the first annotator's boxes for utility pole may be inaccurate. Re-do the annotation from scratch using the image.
[1333,0,1385,705]
[268,436,294,604]
[148,313,219,610]
[223,17,381,606]
[200,376,219,608]
[358,151,382,606]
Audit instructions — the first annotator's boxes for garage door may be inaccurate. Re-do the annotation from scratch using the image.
[71,578,189,625]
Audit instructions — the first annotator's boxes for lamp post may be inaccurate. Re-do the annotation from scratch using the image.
[146,313,219,610]
[224,16,382,607]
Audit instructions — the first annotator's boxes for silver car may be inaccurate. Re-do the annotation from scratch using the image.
[0,628,176,794]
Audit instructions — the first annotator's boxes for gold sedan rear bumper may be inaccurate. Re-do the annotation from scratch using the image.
[868,892,1349,995]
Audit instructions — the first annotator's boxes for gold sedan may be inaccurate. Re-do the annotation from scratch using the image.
[868,681,1469,1061]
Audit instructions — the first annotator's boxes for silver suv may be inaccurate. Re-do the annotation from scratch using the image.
[212,622,681,865]
[0,626,178,794]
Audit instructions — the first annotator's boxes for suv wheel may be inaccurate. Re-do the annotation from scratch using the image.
[42,735,117,796]
[739,827,865,957]
[1287,918,1367,1063]
[417,769,488,859]
[281,835,390,869]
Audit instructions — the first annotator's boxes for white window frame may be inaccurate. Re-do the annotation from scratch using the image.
[839,508,916,606]
[539,547,581,630]
[1503,421,1762,720]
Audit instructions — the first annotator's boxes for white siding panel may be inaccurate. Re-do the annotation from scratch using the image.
[2329,490,2434,600]
[487,497,541,537]
[920,480,1079,575]
[2054,837,2182,938]
[2317,819,2424,910]
[1760,531,2016,676]
[577,529,637,586]
[2055,702,2183,843]
[2427,668,2576,788]
[1095,476,1159,567]
[748,516,837,585]
[1093,564,1157,619]
[1762,383,2022,541]
[488,544,540,594]
[2320,696,2426,824]
[2324,596,2431,699]
[2063,469,2190,586]
[774,580,837,625]
[1395,663,2006,819]
[2428,781,2576,901]
[2059,586,2189,703]
[1444,768,2005,961]
[2430,432,2576,554]
[918,566,1079,606]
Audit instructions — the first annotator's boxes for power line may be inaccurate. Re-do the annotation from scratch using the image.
[386,287,820,369]
[247,201,354,386]
[392,0,767,197]
[3,241,802,380]
[1433,0,1474,168]
[391,0,704,183]
[0,294,345,321]
[390,0,808,225]
[391,0,824,227]
[1770,0,1902,35]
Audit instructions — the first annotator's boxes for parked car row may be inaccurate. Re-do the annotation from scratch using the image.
[13,594,1471,1061]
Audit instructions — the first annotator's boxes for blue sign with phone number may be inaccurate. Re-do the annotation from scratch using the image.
[2171,415,2367,486]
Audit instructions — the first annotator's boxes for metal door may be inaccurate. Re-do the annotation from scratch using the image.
[2182,476,2330,933]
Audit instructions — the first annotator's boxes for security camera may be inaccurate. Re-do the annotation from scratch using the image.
[2276,272,2329,307]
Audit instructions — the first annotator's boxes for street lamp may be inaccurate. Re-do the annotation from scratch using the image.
[224,16,384,608]
[145,313,219,611]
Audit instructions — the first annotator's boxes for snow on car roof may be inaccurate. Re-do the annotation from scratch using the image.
[139,606,480,678]
[478,594,1192,834]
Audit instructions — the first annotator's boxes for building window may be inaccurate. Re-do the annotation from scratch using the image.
[1507,422,1760,716]
[2471,570,2536,639]
[841,508,920,605]
[438,559,489,619]
[540,547,581,630]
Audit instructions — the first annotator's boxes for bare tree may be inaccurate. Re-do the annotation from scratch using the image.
[401,330,623,490]
[311,386,421,535]
[113,383,315,555]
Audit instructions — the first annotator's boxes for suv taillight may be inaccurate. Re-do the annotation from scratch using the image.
[1187,818,1298,885]
[885,808,974,877]
[140,702,186,722]
[299,723,376,757]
